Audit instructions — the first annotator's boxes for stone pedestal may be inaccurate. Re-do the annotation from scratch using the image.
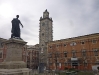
[0,38,31,75]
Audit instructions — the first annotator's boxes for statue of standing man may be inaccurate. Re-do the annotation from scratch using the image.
[11,15,23,39]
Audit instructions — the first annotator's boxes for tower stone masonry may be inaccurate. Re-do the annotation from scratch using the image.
[39,9,53,72]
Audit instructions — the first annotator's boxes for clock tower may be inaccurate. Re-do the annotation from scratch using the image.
[39,9,53,72]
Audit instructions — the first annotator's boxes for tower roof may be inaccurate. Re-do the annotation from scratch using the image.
[45,9,48,12]
[44,9,49,13]
[40,9,53,22]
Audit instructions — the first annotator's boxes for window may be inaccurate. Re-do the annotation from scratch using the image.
[64,52,67,57]
[81,41,85,45]
[72,50,76,58]
[83,60,87,66]
[92,39,97,44]
[72,61,78,66]
[64,44,67,47]
[0,51,3,58]
[82,50,86,56]
[56,44,59,47]
[55,53,60,58]
[95,61,99,65]
[93,49,98,56]
[70,42,76,46]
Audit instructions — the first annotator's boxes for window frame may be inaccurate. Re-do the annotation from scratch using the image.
[82,50,86,56]
[70,42,76,46]
[64,52,67,57]
[92,39,97,44]
[72,50,76,58]
[93,49,98,56]
[81,41,85,45]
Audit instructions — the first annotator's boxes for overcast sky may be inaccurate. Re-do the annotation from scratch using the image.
[0,0,99,45]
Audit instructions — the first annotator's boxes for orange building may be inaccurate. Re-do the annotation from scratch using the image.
[47,33,99,70]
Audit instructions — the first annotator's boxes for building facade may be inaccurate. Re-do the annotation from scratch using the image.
[26,44,39,69]
[39,9,53,72]
[47,33,99,70]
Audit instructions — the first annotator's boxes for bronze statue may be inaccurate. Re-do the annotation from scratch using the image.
[11,15,23,39]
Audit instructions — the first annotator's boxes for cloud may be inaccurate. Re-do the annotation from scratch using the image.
[0,0,99,45]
